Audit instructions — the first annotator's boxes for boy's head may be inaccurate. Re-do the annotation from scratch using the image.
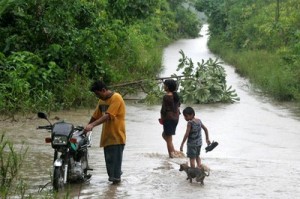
[183,107,195,121]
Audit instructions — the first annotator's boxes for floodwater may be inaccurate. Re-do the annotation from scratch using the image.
[2,24,300,199]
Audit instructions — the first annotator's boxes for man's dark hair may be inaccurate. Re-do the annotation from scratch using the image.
[90,80,107,92]
[183,107,195,116]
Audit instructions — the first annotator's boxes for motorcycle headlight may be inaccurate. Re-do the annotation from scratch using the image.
[52,136,68,145]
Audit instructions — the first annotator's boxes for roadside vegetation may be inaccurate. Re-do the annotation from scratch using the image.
[195,0,300,102]
[0,133,29,198]
[0,133,67,198]
[0,0,202,118]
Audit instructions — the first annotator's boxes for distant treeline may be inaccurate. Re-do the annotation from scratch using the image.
[195,0,300,102]
[0,0,201,117]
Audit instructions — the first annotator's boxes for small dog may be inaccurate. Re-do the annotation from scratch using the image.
[179,163,210,185]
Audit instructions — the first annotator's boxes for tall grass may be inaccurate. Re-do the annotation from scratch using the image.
[208,37,299,101]
[0,133,29,198]
[0,133,69,198]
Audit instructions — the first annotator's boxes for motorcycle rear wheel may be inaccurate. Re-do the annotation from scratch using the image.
[53,166,64,191]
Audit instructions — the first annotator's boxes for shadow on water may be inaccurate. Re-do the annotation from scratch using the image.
[1,24,300,198]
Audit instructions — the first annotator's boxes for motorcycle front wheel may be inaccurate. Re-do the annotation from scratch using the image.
[53,166,64,191]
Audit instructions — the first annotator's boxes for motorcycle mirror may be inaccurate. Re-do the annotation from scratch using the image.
[37,112,52,125]
[37,112,47,119]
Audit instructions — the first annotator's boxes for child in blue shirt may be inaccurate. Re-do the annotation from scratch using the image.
[180,107,211,168]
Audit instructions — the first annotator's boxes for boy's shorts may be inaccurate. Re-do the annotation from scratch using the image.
[187,145,201,158]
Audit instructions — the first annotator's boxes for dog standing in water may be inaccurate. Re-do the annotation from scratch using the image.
[179,163,210,185]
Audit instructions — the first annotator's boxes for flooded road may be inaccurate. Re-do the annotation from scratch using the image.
[2,24,300,198]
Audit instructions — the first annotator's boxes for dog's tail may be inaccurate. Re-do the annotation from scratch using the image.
[205,170,210,177]
[201,164,210,176]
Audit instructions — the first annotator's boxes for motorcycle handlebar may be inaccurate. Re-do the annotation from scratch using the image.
[37,125,52,130]
[74,126,84,131]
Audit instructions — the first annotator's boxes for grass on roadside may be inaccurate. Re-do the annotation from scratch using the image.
[208,37,300,101]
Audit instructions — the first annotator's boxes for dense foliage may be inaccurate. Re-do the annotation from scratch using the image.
[139,50,240,105]
[0,0,202,117]
[195,0,300,102]
[176,50,239,103]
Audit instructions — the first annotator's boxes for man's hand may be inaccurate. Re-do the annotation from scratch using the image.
[84,124,94,133]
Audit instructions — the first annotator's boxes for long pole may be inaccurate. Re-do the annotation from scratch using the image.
[110,75,186,87]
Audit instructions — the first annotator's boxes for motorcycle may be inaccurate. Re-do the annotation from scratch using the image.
[37,112,93,191]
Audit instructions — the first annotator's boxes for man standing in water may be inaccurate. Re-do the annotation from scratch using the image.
[84,80,126,184]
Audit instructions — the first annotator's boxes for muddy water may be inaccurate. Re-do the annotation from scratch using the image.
[2,24,300,198]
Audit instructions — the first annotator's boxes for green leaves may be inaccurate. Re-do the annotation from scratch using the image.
[177,50,240,103]
[0,0,209,115]
[0,134,28,198]
[107,0,162,24]
[140,50,240,105]
[0,51,64,116]
[197,0,300,102]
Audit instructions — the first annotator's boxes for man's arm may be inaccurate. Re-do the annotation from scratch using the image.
[88,117,96,124]
[84,113,110,132]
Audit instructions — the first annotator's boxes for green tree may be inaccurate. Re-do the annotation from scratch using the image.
[0,0,204,115]
[195,0,300,101]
